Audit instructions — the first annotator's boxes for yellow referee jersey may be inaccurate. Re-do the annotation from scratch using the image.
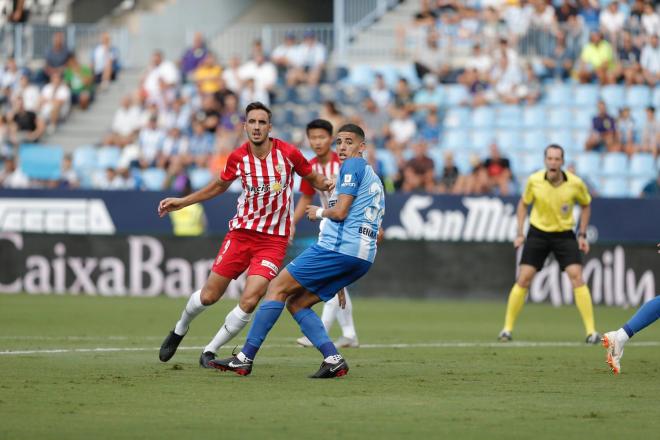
[522,170,591,233]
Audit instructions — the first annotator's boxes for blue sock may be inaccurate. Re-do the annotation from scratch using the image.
[293,308,338,358]
[241,300,285,360]
[623,296,660,338]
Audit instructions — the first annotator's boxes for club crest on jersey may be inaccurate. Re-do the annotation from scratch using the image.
[561,204,570,216]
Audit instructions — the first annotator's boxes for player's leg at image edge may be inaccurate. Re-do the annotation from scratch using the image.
[602,296,660,374]
[297,289,359,348]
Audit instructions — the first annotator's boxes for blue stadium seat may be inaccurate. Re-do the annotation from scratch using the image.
[522,129,549,152]
[573,130,589,151]
[631,108,647,131]
[72,145,97,174]
[471,129,496,150]
[347,65,374,87]
[375,149,398,178]
[600,177,629,197]
[547,129,574,152]
[629,153,657,179]
[571,107,593,130]
[378,65,400,88]
[601,152,629,177]
[397,63,421,89]
[443,85,469,107]
[546,107,573,128]
[600,85,625,111]
[19,144,63,180]
[630,176,651,196]
[441,130,469,150]
[453,150,473,174]
[141,168,167,191]
[443,108,470,128]
[520,153,544,175]
[574,85,600,107]
[522,106,545,128]
[653,86,660,108]
[496,130,523,152]
[471,107,495,128]
[189,168,212,190]
[575,152,601,176]
[96,146,121,170]
[626,85,651,109]
[428,147,444,176]
[495,105,522,128]
[545,83,572,105]
[319,84,341,102]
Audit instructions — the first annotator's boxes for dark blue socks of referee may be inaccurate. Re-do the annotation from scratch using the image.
[240,300,338,362]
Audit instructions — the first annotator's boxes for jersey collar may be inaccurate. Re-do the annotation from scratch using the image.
[544,170,568,185]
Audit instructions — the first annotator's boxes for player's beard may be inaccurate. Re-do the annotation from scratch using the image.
[249,132,267,146]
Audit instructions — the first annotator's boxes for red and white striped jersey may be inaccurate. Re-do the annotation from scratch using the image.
[221,138,313,236]
[299,152,341,209]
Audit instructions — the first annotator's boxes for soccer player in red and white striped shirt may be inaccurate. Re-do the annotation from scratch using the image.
[157,102,334,365]
[291,119,360,348]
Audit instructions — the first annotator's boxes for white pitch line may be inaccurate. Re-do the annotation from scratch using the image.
[1,341,660,356]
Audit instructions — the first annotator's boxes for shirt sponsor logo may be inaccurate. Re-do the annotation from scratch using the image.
[341,174,356,188]
[245,180,288,194]
[358,226,377,239]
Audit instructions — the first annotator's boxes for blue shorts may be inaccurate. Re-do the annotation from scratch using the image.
[287,244,372,302]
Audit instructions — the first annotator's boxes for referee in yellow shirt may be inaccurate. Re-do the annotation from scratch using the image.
[498,144,600,344]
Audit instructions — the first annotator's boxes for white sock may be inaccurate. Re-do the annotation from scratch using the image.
[321,296,339,332]
[336,290,357,339]
[324,354,343,364]
[616,328,630,344]
[203,305,252,353]
[174,290,206,336]
[237,351,252,363]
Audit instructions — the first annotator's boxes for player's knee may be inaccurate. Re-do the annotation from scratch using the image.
[239,295,260,313]
[516,277,532,289]
[285,298,302,315]
[200,289,219,306]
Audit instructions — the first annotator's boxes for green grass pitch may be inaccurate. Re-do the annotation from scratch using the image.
[2,294,660,439]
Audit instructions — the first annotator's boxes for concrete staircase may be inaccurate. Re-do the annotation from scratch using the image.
[43,69,142,152]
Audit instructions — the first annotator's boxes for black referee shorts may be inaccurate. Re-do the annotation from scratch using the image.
[520,225,582,271]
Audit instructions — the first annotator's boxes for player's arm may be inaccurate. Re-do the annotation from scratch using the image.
[158,178,232,217]
[577,203,591,254]
[306,193,354,222]
[302,169,334,193]
[514,198,529,248]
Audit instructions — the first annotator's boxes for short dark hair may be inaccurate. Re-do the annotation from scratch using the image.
[337,123,365,141]
[306,119,333,136]
[647,106,656,113]
[245,101,272,122]
[544,143,564,159]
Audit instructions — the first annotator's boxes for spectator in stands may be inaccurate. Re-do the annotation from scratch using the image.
[7,96,44,142]
[110,167,138,190]
[360,97,388,149]
[578,0,601,32]
[320,100,345,134]
[586,100,618,152]
[542,32,577,80]
[401,138,435,193]
[614,31,642,85]
[483,142,512,196]
[555,0,579,25]
[44,32,71,81]
[386,104,417,153]
[142,50,180,107]
[599,1,626,46]
[0,115,13,158]
[195,94,220,133]
[238,51,277,96]
[222,55,242,94]
[640,106,659,156]
[641,3,660,37]
[159,97,190,132]
[159,127,189,168]
[641,35,660,86]
[111,94,141,146]
[164,155,190,192]
[413,73,443,120]
[369,73,392,109]
[488,50,525,104]
[187,118,214,167]
[576,31,615,84]
[240,78,269,108]
[180,32,208,80]
[11,74,39,113]
[92,167,116,189]
[0,57,20,106]
[272,33,298,77]
[617,107,636,155]
[286,30,326,87]
[0,156,29,188]
[64,55,94,110]
[464,43,493,77]
[58,154,79,189]
[138,114,165,168]
[641,172,660,197]
[413,29,449,82]
[520,63,541,105]
[193,53,223,96]
[418,109,441,144]
[91,32,120,87]
[393,77,414,112]
[39,71,71,131]
[528,0,558,55]
[437,150,465,194]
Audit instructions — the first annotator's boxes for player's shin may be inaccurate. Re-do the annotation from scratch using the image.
[204,305,251,354]
[293,308,339,360]
[174,290,207,335]
[574,285,596,335]
[240,300,285,360]
[320,297,339,332]
[335,290,357,339]
[623,296,660,337]
[503,284,527,332]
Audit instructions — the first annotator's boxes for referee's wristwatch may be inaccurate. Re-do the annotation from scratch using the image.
[578,232,587,239]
